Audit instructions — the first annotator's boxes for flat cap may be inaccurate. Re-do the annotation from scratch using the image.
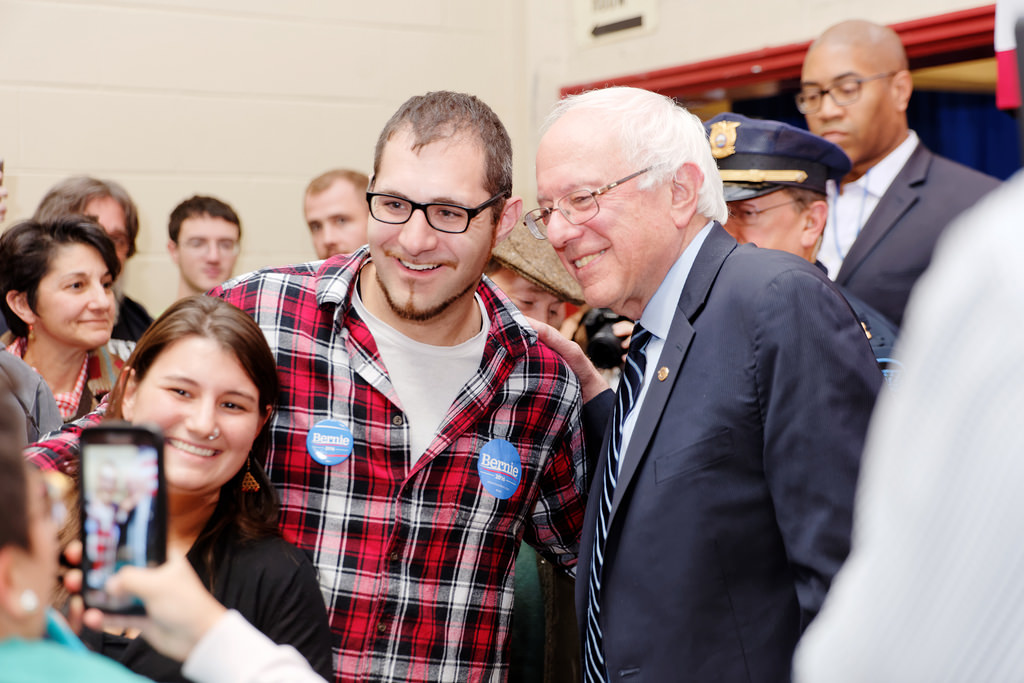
[705,112,851,201]
[491,223,584,306]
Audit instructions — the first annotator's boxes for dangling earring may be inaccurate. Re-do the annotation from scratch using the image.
[27,325,35,342]
[20,589,39,613]
[241,457,260,492]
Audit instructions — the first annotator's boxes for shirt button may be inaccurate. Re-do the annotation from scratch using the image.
[392,415,404,426]
[389,551,399,562]
[377,621,387,633]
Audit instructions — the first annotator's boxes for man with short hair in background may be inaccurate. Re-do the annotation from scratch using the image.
[303,169,370,259]
[799,19,999,327]
[166,195,241,299]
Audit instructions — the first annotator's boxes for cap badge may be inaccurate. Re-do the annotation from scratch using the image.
[709,120,740,159]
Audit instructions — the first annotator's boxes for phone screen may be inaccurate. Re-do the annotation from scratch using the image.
[80,424,167,614]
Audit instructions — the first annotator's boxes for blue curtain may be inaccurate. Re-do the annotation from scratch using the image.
[731,90,1020,180]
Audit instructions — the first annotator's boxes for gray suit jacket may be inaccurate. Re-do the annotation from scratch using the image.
[0,349,61,442]
[836,143,999,327]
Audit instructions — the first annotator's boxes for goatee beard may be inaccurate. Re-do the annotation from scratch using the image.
[375,270,477,322]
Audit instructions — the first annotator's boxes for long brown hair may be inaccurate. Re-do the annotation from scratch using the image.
[108,295,281,583]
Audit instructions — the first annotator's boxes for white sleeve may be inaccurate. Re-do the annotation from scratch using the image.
[793,172,1024,681]
[182,610,328,683]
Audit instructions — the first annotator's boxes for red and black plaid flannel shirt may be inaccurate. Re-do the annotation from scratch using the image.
[29,251,587,682]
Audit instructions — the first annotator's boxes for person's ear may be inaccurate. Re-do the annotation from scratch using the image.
[891,69,913,113]
[257,406,272,433]
[493,195,523,246]
[5,290,36,328]
[119,369,139,421]
[167,239,180,265]
[0,546,35,619]
[670,163,702,226]
[801,200,828,247]
[802,199,830,261]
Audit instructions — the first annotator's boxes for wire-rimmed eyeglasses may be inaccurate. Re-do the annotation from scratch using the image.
[795,72,897,115]
[728,198,799,226]
[523,167,653,240]
[366,191,507,234]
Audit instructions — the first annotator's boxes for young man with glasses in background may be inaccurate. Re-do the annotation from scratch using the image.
[799,19,999,328]
[166,195,242,300]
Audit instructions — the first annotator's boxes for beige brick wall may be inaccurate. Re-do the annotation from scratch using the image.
[521,0,988,170]
[0,0,987,315]
[0,0,526,316]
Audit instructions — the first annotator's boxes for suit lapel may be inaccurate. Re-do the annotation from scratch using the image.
[609,224,736,517]
[836,144,931,285]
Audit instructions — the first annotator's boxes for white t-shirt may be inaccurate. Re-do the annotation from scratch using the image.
[351,283,489,463]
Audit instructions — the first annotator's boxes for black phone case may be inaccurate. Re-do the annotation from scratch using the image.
[79,422,167,614]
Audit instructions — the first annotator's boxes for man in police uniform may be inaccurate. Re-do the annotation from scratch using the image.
[706,112,898,374]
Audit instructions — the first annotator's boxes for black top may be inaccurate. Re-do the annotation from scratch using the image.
[83,532,334,682]
[112,295,153,343]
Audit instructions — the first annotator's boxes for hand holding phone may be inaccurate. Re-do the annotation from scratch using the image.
[80,423,167,614]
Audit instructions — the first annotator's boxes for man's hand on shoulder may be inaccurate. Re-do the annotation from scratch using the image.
[526,316,610,403]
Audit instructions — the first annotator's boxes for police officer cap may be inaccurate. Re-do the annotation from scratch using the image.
[705,112,851,202]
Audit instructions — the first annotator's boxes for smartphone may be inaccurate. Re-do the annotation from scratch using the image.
[79,422,167,614]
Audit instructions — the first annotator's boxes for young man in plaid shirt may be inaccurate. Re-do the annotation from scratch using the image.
[29,91,587,682]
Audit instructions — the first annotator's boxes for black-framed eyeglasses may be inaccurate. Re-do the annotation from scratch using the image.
[366,191,507,234]
[728,198,799,226]
[795,72,897,115]
[523,167,654,240]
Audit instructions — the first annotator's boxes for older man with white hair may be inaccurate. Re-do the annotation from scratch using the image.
[529,87,882,683]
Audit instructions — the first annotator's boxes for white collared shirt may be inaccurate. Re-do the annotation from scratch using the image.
[617,220,714,475]
[820,131,919,279]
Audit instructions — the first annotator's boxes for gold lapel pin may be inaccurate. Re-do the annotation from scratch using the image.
[657,367,669,381]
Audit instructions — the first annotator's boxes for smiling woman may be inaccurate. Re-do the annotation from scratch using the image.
[28,296,334,683]
[0,217,125,422]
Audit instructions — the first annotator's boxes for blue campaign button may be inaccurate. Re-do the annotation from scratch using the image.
[477,439,522,500]
[306,419,354,466]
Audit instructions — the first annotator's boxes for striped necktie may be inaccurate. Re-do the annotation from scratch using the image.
[583,324,652,683]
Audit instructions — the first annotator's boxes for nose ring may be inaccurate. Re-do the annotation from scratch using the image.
[207,427,221,441]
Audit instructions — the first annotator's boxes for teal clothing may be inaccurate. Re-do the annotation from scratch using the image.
[0,638,149,683]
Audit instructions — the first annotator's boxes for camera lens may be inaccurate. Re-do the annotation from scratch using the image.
[581,308,628,369]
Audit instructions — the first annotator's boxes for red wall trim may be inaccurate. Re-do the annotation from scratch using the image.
[560,5,996,99]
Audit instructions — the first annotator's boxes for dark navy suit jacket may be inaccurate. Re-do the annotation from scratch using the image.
[578,224,882,682]
[836,143,999,328]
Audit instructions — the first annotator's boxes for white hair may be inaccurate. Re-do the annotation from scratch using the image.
[543,87,727,224]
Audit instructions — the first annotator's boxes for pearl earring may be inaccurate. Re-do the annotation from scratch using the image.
[20,589,39,613]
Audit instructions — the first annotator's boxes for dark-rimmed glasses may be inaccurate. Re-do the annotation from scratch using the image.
[524,167,653,240]
[366,191,507,234]
[795,72,897,115]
